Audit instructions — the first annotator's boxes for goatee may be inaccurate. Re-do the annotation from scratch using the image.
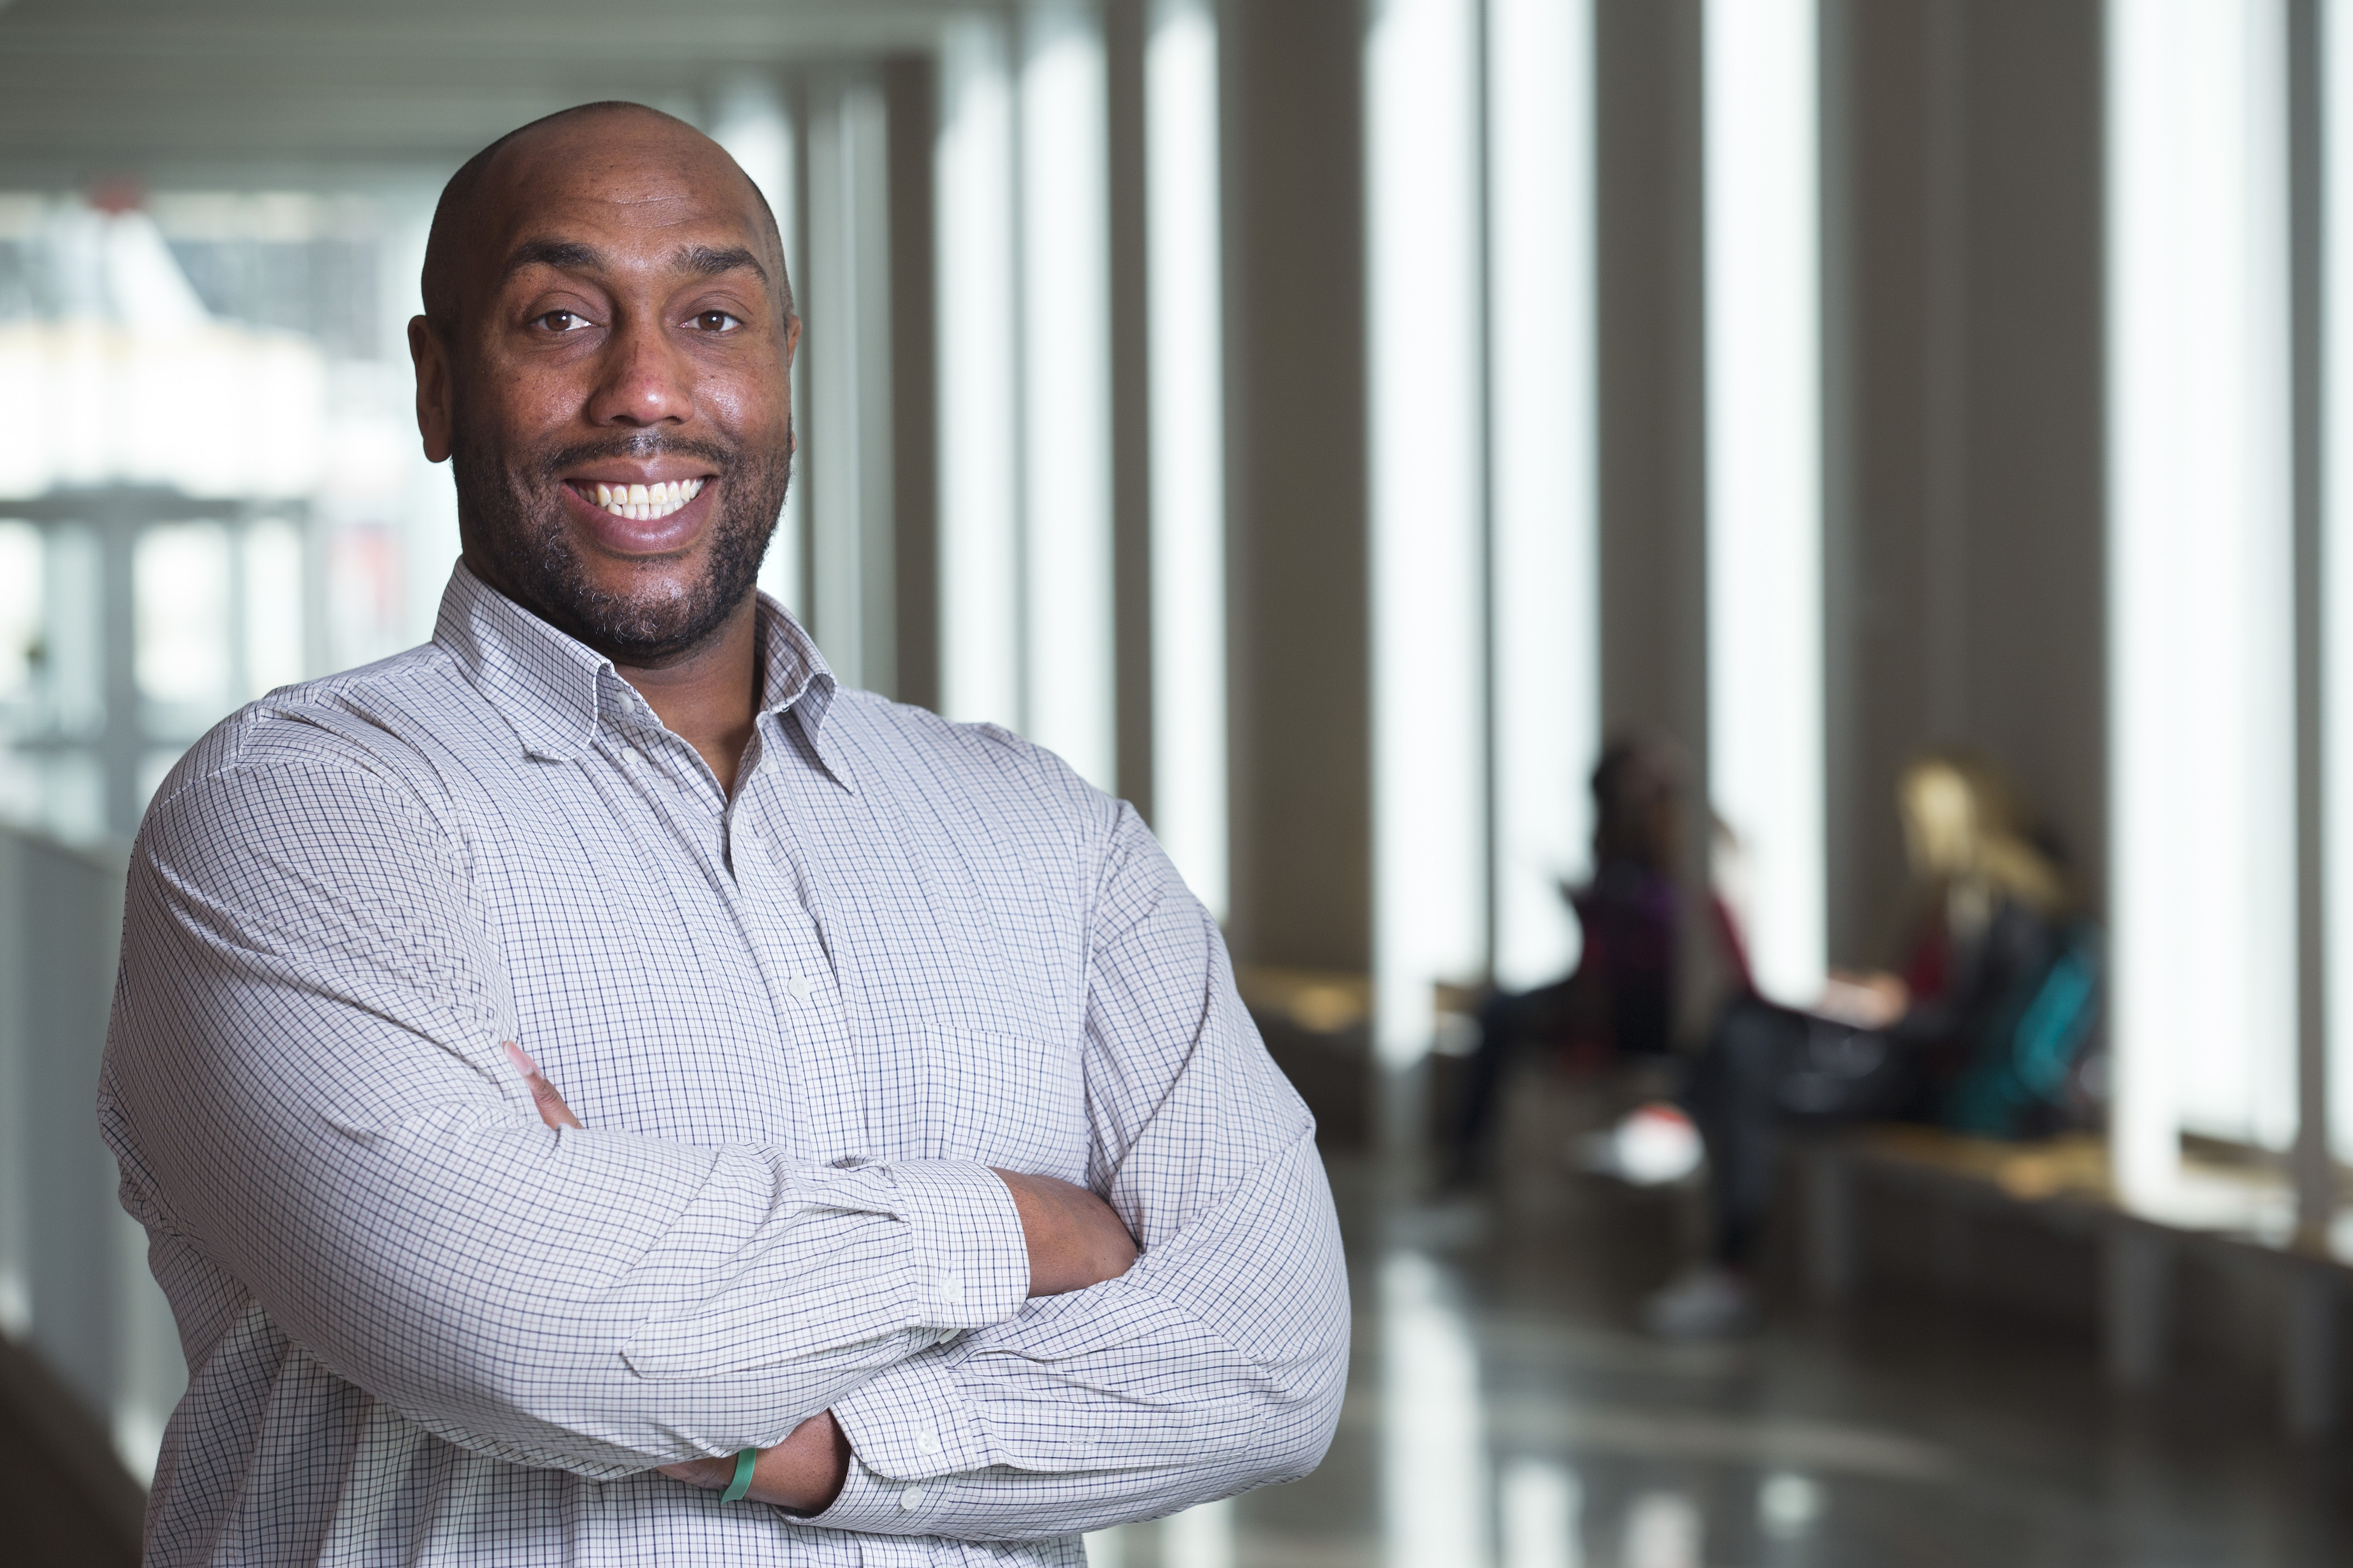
[454,425,792,666]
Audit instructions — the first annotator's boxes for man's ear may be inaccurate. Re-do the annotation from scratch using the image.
[408,315,455,465]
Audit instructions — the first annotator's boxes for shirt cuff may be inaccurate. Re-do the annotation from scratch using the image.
[884,1159,1030,1330]
[790,1351,991,1534]
[789,1448,948,1534]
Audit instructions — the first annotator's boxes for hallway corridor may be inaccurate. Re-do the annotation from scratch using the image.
[1089,1152,2353,1568]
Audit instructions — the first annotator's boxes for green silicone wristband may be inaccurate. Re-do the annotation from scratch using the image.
[720,1447,758,1504]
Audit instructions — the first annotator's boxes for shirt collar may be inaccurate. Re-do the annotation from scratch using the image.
[752,593,856,792]
[432,561,854,791]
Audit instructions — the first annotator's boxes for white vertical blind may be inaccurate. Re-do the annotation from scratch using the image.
[1488,0,1598,991]
[1146,0,1230,919]
[805,76,897,693]
[2330,0,2353,1160]
[2108,0,2295,1198]
[709,76,806,621]
[1499,1458,1580,1568]
[1019,1,1117,791]
[1704,0,1826,1009]
[938,18,1024,732]
[1367,0,1487,1066]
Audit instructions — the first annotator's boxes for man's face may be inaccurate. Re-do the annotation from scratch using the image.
[409,116,800,665]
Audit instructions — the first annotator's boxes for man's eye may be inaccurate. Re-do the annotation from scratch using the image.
[534,310,591,333]
[691,311,743,332]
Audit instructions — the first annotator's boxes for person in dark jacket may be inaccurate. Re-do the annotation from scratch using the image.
[1447,738,1697,1184]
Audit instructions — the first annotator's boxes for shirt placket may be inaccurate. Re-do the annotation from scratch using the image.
[724,742,866,1163]
[601,696,819,1156]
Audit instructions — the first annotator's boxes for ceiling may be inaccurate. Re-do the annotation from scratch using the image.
[0,0,985,188]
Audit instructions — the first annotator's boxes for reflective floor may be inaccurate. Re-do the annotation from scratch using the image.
[11,1135,2353,1565]
[1092,1149,2353,1568]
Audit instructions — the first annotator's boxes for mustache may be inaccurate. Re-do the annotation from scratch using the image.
[532,432,739,482]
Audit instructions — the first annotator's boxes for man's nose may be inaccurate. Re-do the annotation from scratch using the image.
[585,312,695,427]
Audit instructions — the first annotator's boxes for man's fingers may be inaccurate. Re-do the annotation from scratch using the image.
[656,1458,731,1488]
[529,1076,585,1130]
[501,1041,585,1130]
[527,1073,584,1130]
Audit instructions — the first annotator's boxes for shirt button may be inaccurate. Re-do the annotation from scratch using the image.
[915,1429,942,1456]
[935,1275,965,1305]
[899,1485,926,1511]
[786,974,815,1002]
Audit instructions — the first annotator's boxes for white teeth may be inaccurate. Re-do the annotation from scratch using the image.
[590,477,705,522]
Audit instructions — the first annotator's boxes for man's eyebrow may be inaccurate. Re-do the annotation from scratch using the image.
[495,238,769,288]
[678,244,769,285]
[500,238,604,281]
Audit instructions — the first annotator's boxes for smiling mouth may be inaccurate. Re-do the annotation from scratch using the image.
[578,478,707,522]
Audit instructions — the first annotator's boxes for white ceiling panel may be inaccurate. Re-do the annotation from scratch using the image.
[0,0,984,185]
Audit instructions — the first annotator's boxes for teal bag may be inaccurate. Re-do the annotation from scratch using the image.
[1941,922,2102,1139]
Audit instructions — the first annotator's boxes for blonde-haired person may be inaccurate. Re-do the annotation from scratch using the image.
[1647,752,2099,1340]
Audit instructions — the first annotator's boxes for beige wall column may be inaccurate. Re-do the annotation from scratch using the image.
[1830,0,2105,960]
[1595,0,1710,933]
[885,55,942,716]
[1218,0,1371,978]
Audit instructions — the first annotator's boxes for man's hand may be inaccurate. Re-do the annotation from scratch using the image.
[657,1410,851,1513]
[504,1042,584,1129]
[1815,969,1910,1032]
[990,1169,1138,1296]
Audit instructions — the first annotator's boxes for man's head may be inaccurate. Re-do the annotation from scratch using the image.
[411,101,800,666]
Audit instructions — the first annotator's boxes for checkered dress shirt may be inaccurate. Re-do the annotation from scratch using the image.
[98,563,1349,1566]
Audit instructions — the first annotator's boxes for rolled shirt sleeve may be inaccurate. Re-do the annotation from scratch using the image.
[798,807,1351,1542]
[102,751,1032,1478]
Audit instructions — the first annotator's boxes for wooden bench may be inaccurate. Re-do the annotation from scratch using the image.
[1803,1126,2350,1436]
[1234,966,1377,1150]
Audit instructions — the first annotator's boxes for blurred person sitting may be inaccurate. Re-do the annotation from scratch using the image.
[1647,750,2102,1339]
[1447,736,1746,1186]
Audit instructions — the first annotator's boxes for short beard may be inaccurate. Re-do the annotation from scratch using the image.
[454,425,791,666]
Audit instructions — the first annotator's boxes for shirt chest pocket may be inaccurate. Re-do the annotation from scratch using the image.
[867,1026,1089,1178]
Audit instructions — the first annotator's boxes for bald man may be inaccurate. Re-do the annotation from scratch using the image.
[100,102,1347,1566]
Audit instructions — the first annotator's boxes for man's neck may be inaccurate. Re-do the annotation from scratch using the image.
[459,548,765,796]
[608,593,763,796]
